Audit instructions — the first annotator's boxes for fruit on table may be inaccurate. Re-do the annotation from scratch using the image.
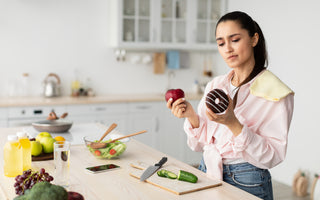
[68,191,85,200]
[36,132,52,142]
[54,136,66,142]
[35,132,56,154]
[165,89,185,103]
[41,137,56,153]
[14,168,54,196]
[30,141,42,156]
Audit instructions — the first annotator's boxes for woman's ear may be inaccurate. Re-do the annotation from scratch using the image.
[252,33,259,47]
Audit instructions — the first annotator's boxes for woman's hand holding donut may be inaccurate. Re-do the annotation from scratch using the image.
[206,96,243,136]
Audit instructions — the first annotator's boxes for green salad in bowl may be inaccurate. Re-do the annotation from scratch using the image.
[83,136,127,159]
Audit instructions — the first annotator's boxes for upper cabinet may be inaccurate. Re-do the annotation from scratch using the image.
[108,0,227,51]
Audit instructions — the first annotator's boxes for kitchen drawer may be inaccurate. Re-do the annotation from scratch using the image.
[66,105,94,116]
[8,106,67,119]
[0,120,7,127]
[91,103,128,114]
[67,103,128,116]
[0,108,8,119]
[128,102,164,113]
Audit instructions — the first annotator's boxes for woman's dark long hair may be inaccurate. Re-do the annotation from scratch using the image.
[216,11,268,106]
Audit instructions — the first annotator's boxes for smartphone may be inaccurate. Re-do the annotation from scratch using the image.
[85,164,120,173]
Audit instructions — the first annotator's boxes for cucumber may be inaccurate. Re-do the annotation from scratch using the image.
[178,170,198,183]
[157,170,166,177]
[157,169,177,179]
[163,170,177,179]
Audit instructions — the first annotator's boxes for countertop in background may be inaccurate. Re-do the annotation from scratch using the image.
[0,93,203,107]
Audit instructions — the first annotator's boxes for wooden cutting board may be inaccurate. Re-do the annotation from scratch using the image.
[130,162,222,195]
[32,152,53,161]
[153,53,166,74]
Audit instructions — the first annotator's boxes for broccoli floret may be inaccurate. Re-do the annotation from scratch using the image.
[14,182,68,200]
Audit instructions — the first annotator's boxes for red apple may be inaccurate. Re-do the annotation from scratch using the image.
[165,89,185,103]
[68,191,84,200]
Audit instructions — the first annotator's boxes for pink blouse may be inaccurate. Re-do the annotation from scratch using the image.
[184,70,294,180]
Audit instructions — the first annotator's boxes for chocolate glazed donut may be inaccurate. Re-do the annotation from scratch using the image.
[205,89,229,114]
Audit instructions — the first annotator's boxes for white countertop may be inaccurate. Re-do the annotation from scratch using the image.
[0,93,203,107]
[0,123,260,200]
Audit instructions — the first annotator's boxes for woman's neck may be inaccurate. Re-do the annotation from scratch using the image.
[231,61,255,87]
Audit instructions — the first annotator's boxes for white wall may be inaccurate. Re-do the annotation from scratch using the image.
[0,0,222,97]
[227,0,320,186]
[1,0,319,187]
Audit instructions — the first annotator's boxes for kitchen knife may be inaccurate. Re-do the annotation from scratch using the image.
[140,157,167,181]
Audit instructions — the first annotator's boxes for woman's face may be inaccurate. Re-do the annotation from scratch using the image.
[215,20,257,70]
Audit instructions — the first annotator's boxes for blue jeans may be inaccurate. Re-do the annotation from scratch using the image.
[198,158,273,200]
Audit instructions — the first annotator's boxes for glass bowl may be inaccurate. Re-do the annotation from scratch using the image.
[83,135,127,159]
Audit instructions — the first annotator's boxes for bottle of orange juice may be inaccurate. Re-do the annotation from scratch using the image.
[17,131,31,171]
[3,135,23,177]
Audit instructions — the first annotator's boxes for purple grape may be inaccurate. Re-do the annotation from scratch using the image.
[48,176,54,181]
[21,174,27,179]
[39,168,45,175]
[14,168,54,195]
[15,175,21,181]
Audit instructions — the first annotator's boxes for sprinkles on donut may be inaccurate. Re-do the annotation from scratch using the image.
[205,89,229,114]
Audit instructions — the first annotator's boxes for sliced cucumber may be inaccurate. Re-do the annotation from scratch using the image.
[164,170,177,179]
[157,169,177,179]
[178,170,198,183]
[157,169,166,177]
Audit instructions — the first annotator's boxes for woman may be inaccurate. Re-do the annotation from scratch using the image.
[167,11,294,200]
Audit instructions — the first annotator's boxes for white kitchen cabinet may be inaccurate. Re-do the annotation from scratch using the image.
[93,103,129,134]
[7,106,67,127]
[0,108,8,127]
[127,102,163,149]
[108,0,227,51]
[194,0,226,45]
[160,100,202,165]
[3,100,202,165]
[108,0,154,49]
[66,103,128,133]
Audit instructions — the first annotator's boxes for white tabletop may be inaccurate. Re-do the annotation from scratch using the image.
[0,123,261,200]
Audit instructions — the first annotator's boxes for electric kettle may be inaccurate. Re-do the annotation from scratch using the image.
[43,73,61,97]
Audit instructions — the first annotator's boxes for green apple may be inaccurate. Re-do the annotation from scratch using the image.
[31,141,43,156]
[41,137,56,153]
[36,132,52,143]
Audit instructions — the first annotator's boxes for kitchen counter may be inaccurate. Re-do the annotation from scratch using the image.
[0,124,261,200]
[0,93,203,107]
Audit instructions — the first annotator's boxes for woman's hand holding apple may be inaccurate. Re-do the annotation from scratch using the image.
[165,89,199,128]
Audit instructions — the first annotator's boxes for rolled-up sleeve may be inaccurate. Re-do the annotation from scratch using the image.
[184,115,207,152]
[183,80,218,152]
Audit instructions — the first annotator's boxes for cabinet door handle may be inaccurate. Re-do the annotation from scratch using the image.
[33,110,43,115]
[135,105,151,110]
[94,107,107,111]
[154,117,159,132]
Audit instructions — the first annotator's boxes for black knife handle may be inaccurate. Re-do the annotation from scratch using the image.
[155,157,167,167]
